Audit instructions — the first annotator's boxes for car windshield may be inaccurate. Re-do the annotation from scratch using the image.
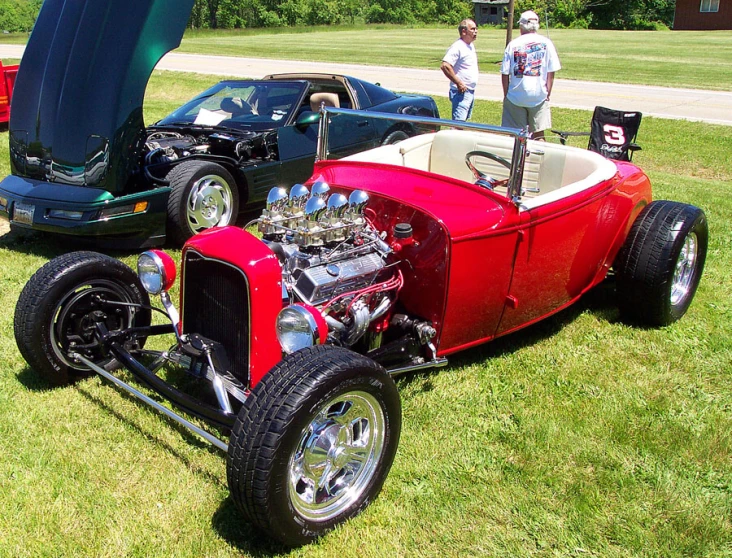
[320,108,528,201]
[156,80,307,131]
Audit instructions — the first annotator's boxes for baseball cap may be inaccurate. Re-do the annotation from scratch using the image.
[519,10,540,24]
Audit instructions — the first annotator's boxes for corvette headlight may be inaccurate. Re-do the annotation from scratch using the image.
[276,304,327,354]
[137,250,176,295]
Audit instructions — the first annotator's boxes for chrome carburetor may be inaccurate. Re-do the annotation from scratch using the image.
[258,181,372,248]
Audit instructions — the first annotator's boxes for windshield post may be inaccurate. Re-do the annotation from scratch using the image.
[315,106,330,162]
[508,130,530,205]
[317,108,528,198]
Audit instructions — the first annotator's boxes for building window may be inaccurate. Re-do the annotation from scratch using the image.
[700,0,720,12]
[490,7,498,14]
[481,6,488,14]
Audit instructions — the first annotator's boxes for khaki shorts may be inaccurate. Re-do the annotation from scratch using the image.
[502,97,552,134]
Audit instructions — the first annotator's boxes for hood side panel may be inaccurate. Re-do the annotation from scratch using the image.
[9,0,194,194]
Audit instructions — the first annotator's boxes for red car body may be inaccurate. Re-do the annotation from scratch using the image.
[182,146,650,389]
[0,61,19,124]
[16,109,704,547]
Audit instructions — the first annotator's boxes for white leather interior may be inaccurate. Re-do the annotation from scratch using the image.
[344,130,617,207]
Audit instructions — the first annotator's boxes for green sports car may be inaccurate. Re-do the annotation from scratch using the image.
[0,0,438,248]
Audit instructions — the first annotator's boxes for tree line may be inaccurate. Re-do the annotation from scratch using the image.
[1,0,676,33]
[189,0,473,28]
[518,0,676,29]
[0,0,42,33]
[189,0,676,30]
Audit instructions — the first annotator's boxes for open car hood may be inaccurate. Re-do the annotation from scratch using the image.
[8,0,194,194]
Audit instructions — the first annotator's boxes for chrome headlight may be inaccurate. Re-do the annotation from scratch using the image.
[276,304,327,354]
[137,250,176,295]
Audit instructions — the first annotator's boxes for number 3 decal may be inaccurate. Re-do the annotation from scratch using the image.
[603,124,626,146]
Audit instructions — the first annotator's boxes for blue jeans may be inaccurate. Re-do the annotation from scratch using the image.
[450,88,475,121]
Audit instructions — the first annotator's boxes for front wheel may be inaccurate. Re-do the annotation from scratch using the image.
[166,160,239,245]
[227,345,401,546]
[14,251,151,386]
[615,201,708,326]
[382,129,409,145]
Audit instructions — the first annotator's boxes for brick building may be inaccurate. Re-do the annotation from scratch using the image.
[674,0,732,30]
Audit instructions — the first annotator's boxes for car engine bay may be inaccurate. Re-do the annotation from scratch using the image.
[143,128,277,171]
[258,181,437,357]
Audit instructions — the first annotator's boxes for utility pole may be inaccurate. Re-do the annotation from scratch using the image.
[505,0,515,45]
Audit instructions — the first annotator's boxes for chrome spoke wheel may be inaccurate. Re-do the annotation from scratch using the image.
[227,346,401,545]
[670,232,698,307]
[186,174,234,232]
[288,390,386,522]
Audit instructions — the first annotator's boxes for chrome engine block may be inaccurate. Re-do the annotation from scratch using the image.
[293,251,387,306]
[259,181,395,346]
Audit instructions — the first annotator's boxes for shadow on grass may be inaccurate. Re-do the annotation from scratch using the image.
[0,225,147,260]
[15,365,59,392]
[397,278,620,389]
[211,498,292,556]
[16,364,290,554]
[16,364,225,483]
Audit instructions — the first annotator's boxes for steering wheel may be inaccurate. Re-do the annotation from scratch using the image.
[221,97,255,117]
[465,150,511,190]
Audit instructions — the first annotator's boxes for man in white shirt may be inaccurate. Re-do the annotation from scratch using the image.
[441,19,479,121]
[501,11,561,140]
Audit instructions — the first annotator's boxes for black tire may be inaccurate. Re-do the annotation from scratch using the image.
[14,251,151,386]
[615,201,708,326]
[382,129,409,145]
[227,345,401,546]
[166,160,239,245]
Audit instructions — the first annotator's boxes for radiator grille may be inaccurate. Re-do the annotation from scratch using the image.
[182,251,250,385]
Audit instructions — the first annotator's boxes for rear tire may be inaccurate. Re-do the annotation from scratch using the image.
[166,160,239,245]
[14,251,151,385]
[615,201,707,326]
[227,345,401,546]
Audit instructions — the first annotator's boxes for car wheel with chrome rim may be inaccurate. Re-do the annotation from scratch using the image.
[227,345,401,547]
[166,160,240,245]
[615,200,708,326]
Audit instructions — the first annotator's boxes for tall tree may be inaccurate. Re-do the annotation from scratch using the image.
[207,0,219,28]
[588,0,675,29]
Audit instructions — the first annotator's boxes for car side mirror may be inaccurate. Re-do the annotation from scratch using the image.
[296,111,320,129]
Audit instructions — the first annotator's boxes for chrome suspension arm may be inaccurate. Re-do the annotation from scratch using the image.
[70,352,229,452]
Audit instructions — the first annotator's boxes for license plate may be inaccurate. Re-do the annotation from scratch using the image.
[12,202,35,225]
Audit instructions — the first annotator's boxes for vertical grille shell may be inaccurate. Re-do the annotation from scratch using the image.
[181,250,251,385]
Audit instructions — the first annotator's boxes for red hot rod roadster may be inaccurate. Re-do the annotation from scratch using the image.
[14,109,707,546]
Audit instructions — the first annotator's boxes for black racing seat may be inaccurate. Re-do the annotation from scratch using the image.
[552,106,642,161]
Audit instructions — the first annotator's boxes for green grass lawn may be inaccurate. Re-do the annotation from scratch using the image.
[2,26,732,90]
[0,71,731,556]
[180,27,732,91]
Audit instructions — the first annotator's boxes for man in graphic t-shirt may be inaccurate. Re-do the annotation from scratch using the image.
[501,11,561,139]
[441,19,479,121]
